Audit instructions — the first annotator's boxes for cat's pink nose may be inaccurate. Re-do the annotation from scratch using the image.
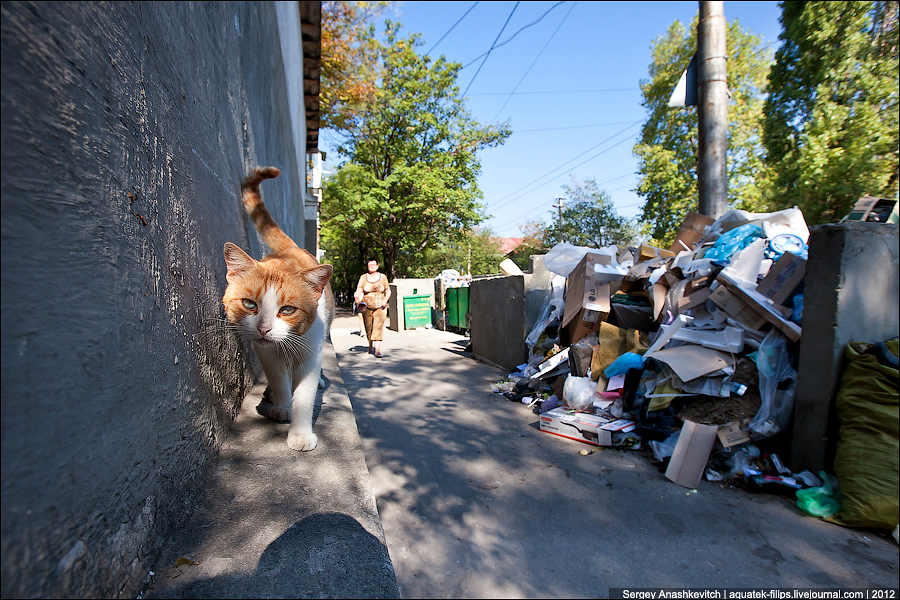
[257,325,271,337]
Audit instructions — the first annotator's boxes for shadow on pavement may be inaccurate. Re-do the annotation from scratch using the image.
[159,513,396,599]
[329,318,900,597]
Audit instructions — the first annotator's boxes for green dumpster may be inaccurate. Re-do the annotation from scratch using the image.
[446,287,470,330]
[403,294,432,329]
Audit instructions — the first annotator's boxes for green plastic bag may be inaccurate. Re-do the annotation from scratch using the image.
[831,338,900,530]
[796,472,840,518]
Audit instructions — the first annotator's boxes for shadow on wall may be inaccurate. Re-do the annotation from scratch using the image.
[158,513,396,599]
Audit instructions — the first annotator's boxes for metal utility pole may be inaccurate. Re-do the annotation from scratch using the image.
[553,197,565,239]
[697,1,728,218]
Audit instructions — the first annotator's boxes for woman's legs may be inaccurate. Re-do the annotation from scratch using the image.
[361,308,375,352]
[371,308,386,357]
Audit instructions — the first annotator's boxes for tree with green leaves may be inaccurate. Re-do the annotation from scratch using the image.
[320,1,386,131]
[763,1,899,224]
[321,22,510,295]
[541,179,639,248]
[404,228,505,278]
[634,18,775,245]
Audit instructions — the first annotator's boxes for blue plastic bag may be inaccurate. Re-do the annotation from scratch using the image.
[704,223,765,263]
[791,293,803,324]
[766,233,808,261]
[604,352,645,378]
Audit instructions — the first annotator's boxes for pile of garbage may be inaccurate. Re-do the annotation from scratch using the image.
[498,207,824,494]
[435,269,472,289]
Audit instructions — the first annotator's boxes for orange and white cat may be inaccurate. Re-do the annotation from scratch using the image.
[222,167,334,451]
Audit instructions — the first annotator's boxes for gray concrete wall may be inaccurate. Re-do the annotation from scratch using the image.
[792,223,899,472]
[1,2,308,597]
[470,275,527,370]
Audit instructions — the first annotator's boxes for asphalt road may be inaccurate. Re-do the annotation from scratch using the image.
[330,311,898,598]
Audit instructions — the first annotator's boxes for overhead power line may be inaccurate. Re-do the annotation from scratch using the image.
[471,88,635,96]
[462,1,567,69]
[426,2,480,56]
[507,161,639,225]
[498,130,642,222]
[491,120,642,209]
[463,2,520,97]
[514,120,634,133]
[493,1,577,120]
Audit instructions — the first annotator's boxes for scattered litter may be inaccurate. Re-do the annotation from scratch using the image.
[478,207,894,533]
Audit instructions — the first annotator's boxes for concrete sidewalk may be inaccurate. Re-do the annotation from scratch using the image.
[147,341,399,598]
[330,314,899,598]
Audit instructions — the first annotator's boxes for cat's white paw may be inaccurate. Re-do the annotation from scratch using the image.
[287,430,318,452]
[256,400,291,423]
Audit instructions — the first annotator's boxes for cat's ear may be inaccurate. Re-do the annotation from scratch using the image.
[224,242,255,280]
[302,264,332,295]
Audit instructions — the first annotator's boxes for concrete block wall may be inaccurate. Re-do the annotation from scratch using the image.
[792,223,899,472]
[1,3,310,597]
[470,275,527,370]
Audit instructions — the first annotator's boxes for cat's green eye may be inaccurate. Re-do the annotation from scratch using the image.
[242,299,257,311]
[279,306,297,315]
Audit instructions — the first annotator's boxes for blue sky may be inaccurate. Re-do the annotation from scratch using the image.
[319,1,784,238]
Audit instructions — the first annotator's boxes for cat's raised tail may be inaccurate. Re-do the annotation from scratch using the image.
[240,166,297,254]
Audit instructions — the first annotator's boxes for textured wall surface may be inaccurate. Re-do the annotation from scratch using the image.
[1,2,306,597]
[792,223,899,472]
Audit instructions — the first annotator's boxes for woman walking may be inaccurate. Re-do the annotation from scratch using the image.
[354,259,391,358]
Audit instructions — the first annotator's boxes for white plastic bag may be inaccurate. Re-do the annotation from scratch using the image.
[563,375,596,411]
[702,206,809,244]
[525,274,565,349]
[749,330,797,438]
[543,242,620,277]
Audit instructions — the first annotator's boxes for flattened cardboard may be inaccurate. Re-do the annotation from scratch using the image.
[679,287,712,310]
[649,345,733,382]
[709,286,767,330]
[651,282,669,321]
[668,212,715,253]
[639,244,676,261]
[665,419,718,488]
[717,271,802,342]
[757,252,806,305]
[717,421,751,448]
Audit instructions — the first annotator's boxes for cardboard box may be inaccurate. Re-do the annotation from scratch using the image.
[562,306,602,346]
[757,252,806,305]
[539,407,612,447]
[665,419,718,488]
[562,253,613,331]
[669,213,715,253]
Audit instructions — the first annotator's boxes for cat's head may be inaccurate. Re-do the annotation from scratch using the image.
[221,242,332,344]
